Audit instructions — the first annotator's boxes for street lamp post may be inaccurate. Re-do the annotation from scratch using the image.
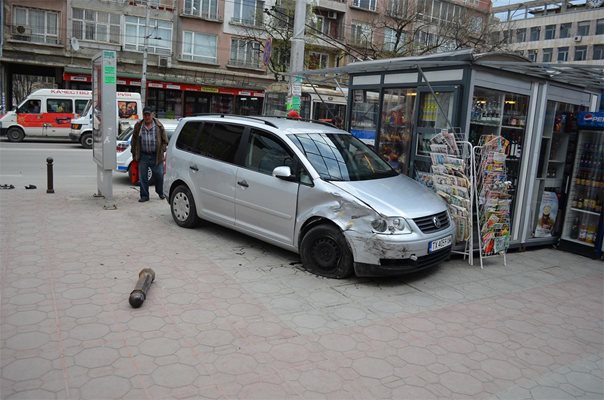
[140,5,150,108]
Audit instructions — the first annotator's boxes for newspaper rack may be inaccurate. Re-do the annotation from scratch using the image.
[416,129,475,265]
[473,135,512,268]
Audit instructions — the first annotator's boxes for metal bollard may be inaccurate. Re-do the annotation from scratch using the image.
[46,157,54,194]
[129,268,155,308]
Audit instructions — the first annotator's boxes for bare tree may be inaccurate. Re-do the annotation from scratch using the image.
[12,74,55,105]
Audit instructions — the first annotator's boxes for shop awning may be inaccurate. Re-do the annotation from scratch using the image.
[295,49,604,91]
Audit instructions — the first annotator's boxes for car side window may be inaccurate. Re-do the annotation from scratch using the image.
[18,99,41,114]
[175,121,202,153]
[75,100,88,115]
[47,99,72,113]
[196,123,244,163]
[245,129,294,175]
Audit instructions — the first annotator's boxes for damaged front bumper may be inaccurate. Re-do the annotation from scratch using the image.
[344,224,456,277]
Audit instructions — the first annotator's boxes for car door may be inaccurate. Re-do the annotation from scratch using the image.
[235,128,299,246]
[45,98,74,137]
[16,98,45,136]
[190,121,245,226]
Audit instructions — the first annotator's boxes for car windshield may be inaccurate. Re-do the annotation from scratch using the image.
[289,133,398,181]
[81,100,92,117]
[117,127,133,141]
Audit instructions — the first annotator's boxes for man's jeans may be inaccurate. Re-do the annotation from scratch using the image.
[138,153,164,200]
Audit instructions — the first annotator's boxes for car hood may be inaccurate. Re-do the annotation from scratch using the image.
[329,174,447,219]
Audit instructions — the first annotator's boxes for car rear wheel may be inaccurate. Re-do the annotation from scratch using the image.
[300,224,354,279]
[6,127,24,142]
[170,185,198,228]
[80,132,93,149]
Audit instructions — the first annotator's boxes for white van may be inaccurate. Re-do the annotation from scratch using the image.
[0,89,90,142]
[70,92,142,148]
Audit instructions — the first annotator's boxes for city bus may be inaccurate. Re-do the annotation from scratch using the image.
[262,82,347,126]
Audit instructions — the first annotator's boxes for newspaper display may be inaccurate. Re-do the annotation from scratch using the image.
[475,135,512,256]
[416,130,472,242]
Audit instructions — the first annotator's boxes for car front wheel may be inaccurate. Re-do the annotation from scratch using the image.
[80,133,93,149]
[170,185,198,228]
[300,224,354,279]
[6,127,25,142]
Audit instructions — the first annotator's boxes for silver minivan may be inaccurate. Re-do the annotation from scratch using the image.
[164,115,455,278]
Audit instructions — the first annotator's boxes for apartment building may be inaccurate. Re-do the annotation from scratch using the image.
[1,0,493,116]
[493,0,604,65]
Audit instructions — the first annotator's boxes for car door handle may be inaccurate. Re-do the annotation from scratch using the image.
[189,165,199,171]
[237,180,249,188]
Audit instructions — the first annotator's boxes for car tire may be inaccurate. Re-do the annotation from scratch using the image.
[80,133,93,149]
[6,127,25,142]
[300,224,354,279]
[170,185,198,228]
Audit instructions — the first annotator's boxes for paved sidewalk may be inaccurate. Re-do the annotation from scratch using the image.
[1,185,603,399]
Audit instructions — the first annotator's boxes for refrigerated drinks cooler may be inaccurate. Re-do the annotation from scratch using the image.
[559,112,604,259]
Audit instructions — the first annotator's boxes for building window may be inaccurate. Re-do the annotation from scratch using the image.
[577,21,590,37]
[574,46,587,61]
[527,50,537,62]
[384,27,402,51]
[557,47,569,62]
[594,44,604,60]
[516,29,526,43]
[72,9,120,44]
[308,52,328,69]
[230,38,260,68]
[124,16,172,55]
[597,19,604,35]
[559,23,571,39]
[544,25,555,40]
[183,0,218,19]
[530,27,540,41]
[542,48,553,62]
[182,31,217,63]
[13,6,59,44]
[351,21,373,46]
[352,0,377,12]
[232,0,264,26]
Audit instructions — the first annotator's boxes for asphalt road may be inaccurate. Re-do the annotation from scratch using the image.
[0,137,131,192]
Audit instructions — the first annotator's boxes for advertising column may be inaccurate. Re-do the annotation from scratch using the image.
[92,50,117,209]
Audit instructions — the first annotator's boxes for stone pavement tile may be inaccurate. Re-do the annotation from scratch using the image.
[2,189,604,399]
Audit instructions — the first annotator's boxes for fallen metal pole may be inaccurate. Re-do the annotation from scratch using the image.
[129,268,155,308]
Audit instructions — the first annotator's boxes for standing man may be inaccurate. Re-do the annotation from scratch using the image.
[131,107,169,202]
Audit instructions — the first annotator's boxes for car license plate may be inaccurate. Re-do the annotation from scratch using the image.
[429,235,452,253]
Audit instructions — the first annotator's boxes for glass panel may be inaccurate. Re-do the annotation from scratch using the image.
[350,90,380,147]
[416,91,454,157]
[378,88,416,174]
[561,117,601,246]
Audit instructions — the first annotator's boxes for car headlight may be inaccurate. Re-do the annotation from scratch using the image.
[371,217,413,234]
[71,123,82,130]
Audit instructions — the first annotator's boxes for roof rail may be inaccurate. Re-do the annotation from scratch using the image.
[186,113,278,128]
[268,115,338,128]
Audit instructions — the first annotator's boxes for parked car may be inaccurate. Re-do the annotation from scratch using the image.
[115,119,179,183]
[164,115,455,278]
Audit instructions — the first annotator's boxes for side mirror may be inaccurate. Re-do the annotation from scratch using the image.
[272,166,296,181]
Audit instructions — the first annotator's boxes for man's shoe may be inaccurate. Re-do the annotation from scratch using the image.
[138,198,149,203]
[158,194,166,200]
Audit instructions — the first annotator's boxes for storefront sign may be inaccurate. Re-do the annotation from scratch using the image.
[63,72,265,97]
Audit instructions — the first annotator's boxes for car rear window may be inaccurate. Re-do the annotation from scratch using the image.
[197,123,245,163]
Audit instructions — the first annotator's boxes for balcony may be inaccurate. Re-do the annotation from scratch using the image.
[313,0,347,13]
[180,10,223,23]
[230,17,264,29]
[227,59,263,70]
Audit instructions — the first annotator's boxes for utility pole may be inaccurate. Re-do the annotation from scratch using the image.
[140,4,151,108]
[288,0,307,112]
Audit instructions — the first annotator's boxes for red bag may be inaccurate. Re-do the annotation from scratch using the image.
[130,160,139,185]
